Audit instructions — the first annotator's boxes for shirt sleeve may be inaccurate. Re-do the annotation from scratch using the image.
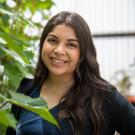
[111,90,135,135]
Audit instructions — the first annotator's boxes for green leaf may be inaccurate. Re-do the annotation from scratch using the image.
[0,7,37,29]
[19,15,37,29]
[9,91,48,107]
[0,110,17,129]
[36,0,55,10]
[0,43,6,56]
[22,0,55,12]
[0,8,14,16]
[0,30,31,65]
[0,29,29,47]
[4,60,26,89]
[0,44,29,65]
[0,91,60,128]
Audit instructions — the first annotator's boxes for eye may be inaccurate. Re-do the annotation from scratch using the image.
[67,42,78,48]
[46,37,58,44]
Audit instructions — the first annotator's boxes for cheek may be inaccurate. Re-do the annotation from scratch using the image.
[41,47,45,61]
[71,50,80,64]
[41,45,49,63]
[41,44,51,57]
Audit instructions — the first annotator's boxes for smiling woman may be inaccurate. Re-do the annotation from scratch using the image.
[41,24,80,77]
[6,11,135,135]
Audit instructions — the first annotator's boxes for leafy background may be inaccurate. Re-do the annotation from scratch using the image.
[0,0,55,134]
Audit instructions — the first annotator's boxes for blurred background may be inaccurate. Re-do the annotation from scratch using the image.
[0,0,135,102]
[52,0,135,98]
[0,0,135,134]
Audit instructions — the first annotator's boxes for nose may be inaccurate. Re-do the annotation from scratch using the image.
[54,44,66,55]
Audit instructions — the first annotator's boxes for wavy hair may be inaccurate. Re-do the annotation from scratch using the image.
[34,11,111,135]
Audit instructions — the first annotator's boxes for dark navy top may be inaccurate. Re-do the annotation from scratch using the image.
[16,85,73,135]
[6,78,135,135]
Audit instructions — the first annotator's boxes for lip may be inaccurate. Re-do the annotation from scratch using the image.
[49,57,68,65]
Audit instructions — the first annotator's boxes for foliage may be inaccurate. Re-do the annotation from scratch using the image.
[0,0,55,93]
[0,0,56,134]
[0,109,17,135]
[0,91,59,128]
[110,58,135,96]
[0,110,17,129]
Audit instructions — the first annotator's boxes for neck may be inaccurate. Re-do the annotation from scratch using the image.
[44,74,74,93]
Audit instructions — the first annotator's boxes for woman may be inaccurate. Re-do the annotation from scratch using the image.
[6,11,135,135]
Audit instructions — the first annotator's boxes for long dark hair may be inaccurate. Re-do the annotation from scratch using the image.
[34,11,112,135]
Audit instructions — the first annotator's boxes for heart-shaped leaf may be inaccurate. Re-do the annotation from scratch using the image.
[0,91,60,128]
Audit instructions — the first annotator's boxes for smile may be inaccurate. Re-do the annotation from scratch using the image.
[50,57,68,65]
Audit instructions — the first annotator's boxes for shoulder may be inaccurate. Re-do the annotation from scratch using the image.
[103,86,135,134]
[17,78,35,95]
[104,86,129,111]
[102,84,133,120]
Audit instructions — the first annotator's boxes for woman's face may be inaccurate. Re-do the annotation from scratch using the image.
[41,24,80,77]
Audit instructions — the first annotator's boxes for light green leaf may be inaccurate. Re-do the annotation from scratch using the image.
[0,30,31,64]
[0,8,14,16]
[19,15,37,29]
[0,110,17,129]
[9,91,48,107]
[23,0,55,12]
[0,7,37,29]
[4,60,26,88]
[0,44,29,65]
[0,91,60,128]
[0,29,29,47]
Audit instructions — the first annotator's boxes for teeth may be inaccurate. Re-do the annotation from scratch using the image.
[52,58,65,65]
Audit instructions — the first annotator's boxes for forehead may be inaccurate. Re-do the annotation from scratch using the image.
[49,24,78,40]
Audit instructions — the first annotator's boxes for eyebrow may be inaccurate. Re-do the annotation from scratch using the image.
[47,34,79,42]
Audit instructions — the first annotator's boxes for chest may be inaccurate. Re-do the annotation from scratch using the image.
[16,107,115,135]
[16,108,73,135]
